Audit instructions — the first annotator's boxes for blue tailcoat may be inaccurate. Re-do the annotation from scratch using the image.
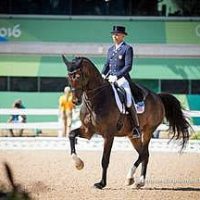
[102,42,133,81]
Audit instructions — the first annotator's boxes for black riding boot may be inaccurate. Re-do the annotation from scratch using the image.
[128,105,141,138]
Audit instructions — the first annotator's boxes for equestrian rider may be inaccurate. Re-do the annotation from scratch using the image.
[102,25,141,138]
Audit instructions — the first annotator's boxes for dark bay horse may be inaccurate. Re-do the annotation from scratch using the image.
[62,55,190,189]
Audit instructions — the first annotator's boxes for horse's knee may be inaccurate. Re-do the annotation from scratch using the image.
[69,130,78,139]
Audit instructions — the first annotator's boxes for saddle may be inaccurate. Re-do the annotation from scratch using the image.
[114,81,149,104]
[129,81,149,103]
[113,81,149,114]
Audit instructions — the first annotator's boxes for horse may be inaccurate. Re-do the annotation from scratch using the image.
[62,55,190,189]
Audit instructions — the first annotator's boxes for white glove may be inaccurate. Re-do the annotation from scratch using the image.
[108,75,117,83]
[102,74,106,79]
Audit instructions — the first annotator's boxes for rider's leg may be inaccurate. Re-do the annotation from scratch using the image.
[117,77,141,138]
[127,105,141,138]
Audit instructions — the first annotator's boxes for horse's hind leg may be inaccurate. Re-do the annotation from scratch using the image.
[125,138,150,188]
[125,139,143,186]
[135,143,149,188]
[136,128,158,188]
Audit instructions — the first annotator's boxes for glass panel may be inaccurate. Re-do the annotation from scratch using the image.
[0,1,9,14]
[161,80,189,94]
[135,79,159,93]
[191,80,200,94]
[10,77,37,92]
[40,77,68,92]
[0,77,7,91]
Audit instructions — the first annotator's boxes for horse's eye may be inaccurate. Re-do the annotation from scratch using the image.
[75,74,81,79]
[68,74,73,80]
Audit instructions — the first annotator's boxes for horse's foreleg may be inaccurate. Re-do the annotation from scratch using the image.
[94,137,114,189]
[69,128,84,170]
[69,129,79,154]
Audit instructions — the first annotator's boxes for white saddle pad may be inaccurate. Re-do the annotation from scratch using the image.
[111,84,144,114]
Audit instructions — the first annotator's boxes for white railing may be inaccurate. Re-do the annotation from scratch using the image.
[0,137,200,153]
[0,108,200,131]
[0,108,81,131]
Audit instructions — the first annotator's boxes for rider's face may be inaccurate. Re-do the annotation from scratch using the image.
[112,33,125,45]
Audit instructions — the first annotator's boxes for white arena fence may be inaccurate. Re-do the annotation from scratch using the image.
[0,108,81,131]
[0,137,200,153]
[0,108,200,131]
[0,108,200,152]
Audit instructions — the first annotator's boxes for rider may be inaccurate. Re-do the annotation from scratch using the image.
[102,25,141,138]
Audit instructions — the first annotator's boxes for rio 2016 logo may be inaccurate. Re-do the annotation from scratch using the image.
[0,24,21,39]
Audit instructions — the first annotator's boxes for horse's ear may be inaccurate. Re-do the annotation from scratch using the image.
[62,55,70,70]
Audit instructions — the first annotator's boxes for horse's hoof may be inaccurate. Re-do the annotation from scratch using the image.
[75,159,84,170]
[93,182,105,190]
[71,154,84,170]
[125,178,134,186]
[135,182,145,189]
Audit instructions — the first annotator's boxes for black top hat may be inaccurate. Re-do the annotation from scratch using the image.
[111,26,127,35]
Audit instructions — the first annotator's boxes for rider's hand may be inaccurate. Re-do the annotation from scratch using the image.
[108,75,117,83]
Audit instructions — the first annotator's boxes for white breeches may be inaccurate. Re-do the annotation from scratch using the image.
[116,77,132,108]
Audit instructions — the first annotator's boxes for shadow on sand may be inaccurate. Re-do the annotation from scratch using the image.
[138,187,200,192]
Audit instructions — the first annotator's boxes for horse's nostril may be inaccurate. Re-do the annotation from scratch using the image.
[72,98,81,105]
[77,99,82,105]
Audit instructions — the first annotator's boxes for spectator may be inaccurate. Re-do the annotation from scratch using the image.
[7,99,26,136]
[58,86,75,137]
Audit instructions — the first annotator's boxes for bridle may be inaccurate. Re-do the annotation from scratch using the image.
[68,66,110,124]
[68,68,84,94]
[68,67,109,103]
[67,59,112,125]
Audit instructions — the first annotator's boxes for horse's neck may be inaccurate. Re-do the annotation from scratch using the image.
[86,68,105,90]
[83,76,108,104]
[84,81,104,101]
[84,59,107,93]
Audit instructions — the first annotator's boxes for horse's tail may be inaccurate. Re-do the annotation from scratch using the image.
[158,93,190,149]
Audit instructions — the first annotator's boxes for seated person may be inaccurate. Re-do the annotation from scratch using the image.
[8,99,26,136]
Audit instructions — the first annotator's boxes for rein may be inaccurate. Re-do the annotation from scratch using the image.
[83,83,109,102]
[82,82,109,124]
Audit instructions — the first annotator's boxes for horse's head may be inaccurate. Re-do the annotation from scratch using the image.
[62,55,105,104]
[62,55,87,105]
